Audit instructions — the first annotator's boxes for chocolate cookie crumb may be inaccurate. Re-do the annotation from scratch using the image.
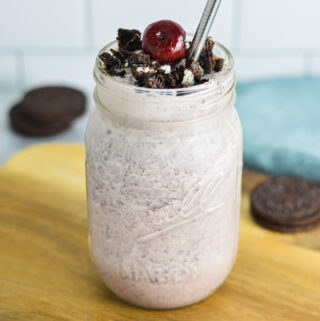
[99,51,122,75]
[132,66,157,84]
[128,52,151,66]
[166,73,177,88]
[124,33,142,51]
[199,38,216,74]
[190,59,204,82]
[171,64,185,87]
[110,49,128,63]
[118,49,135,60]
[214,57,224,72]
[198,79,209,84]
[145,74,166,89]
[117,29,142,51]
[205,37,215,52]
[200,56,216,74]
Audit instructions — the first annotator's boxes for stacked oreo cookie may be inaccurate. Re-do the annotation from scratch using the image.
[251,176,320,233]
[9,86,86,137]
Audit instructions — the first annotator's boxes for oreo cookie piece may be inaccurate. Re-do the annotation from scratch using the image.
[251,176,320,233]
[171,64,185,87]
[128,52,151,66]
[189,59,204,82]
[131,66,157,85]
[22,86,86,122]
[145,74,167,89]
[214,57,224,72]
[117,29,142,51]
[9,103,72,137]
[199,38,216,74]
[99,51,122,75]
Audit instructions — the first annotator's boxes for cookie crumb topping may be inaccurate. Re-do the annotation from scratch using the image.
[98,28,225,89]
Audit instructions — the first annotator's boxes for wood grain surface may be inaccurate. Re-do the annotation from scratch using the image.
[0,144,319,321]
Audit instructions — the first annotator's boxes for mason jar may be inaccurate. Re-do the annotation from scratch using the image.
[85,40,242,309]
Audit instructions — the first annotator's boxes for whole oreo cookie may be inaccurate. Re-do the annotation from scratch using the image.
[10,103,72,137]
[22,86,86,122]
[251,176,320,233]
[252,215,319,233]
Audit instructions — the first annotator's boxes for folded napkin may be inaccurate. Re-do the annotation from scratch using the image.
[236,77,320,183]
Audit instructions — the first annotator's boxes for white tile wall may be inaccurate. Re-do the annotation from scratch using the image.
[0,0,320,93]
[92,0,235,50]
[0,0,86,48]
[312,56,320,74]
[240,0,320,52]
[24,54,95,93]
[234,56,305,80]
[0,56,17,89]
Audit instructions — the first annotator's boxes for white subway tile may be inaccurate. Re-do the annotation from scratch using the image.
[92,0,234,50]
[234,55,305,80]
[24,54,96,94]
[312,56,320,75]
[0,0,86,48]
[0,56,17,89]
[240,0,320,52]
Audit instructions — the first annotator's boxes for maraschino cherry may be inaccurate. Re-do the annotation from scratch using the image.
[142,20,186,64]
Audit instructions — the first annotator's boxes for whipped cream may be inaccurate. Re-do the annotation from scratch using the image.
[182,69,195,86]
[159,65,171,74]
[136,66,156,73]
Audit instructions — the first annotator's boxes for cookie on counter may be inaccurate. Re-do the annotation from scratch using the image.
[9,104,72,137]
[250,176,320,233]
[22,86,86,122]
[9,86,86,137]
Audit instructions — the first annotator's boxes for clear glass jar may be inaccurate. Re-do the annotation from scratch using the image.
[85,40,242,309]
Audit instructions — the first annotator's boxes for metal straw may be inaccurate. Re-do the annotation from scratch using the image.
[187,0,222,62]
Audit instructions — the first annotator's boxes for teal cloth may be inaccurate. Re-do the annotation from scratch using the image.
[236,77,320,183]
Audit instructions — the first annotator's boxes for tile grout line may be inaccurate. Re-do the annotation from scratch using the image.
[1,47,320,57]
[0,47,95,56]
[303,52,313,76]
[226,49,320,58]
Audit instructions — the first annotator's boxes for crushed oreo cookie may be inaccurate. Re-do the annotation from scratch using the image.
[198,37,216,74]
[99,51,121,70]
[146,74,167,89]
[98,29,225,89]
[128,52,151,66]
[117,29,142,51]
[132,66,157,85]
[99,51,126,77]
[214,56,224,72]
[190,59,204,82]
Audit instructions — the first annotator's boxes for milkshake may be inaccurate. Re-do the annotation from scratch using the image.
[85,21,242,309]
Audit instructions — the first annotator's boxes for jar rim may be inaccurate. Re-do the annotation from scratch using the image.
[94,36,234,96]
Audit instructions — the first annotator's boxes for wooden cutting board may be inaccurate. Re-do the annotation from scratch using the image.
[0,144,319,321]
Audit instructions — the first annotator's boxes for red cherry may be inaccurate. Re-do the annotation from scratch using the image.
[142,20,186,64]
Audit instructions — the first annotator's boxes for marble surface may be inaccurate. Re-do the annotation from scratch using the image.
[0,89,93,165]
